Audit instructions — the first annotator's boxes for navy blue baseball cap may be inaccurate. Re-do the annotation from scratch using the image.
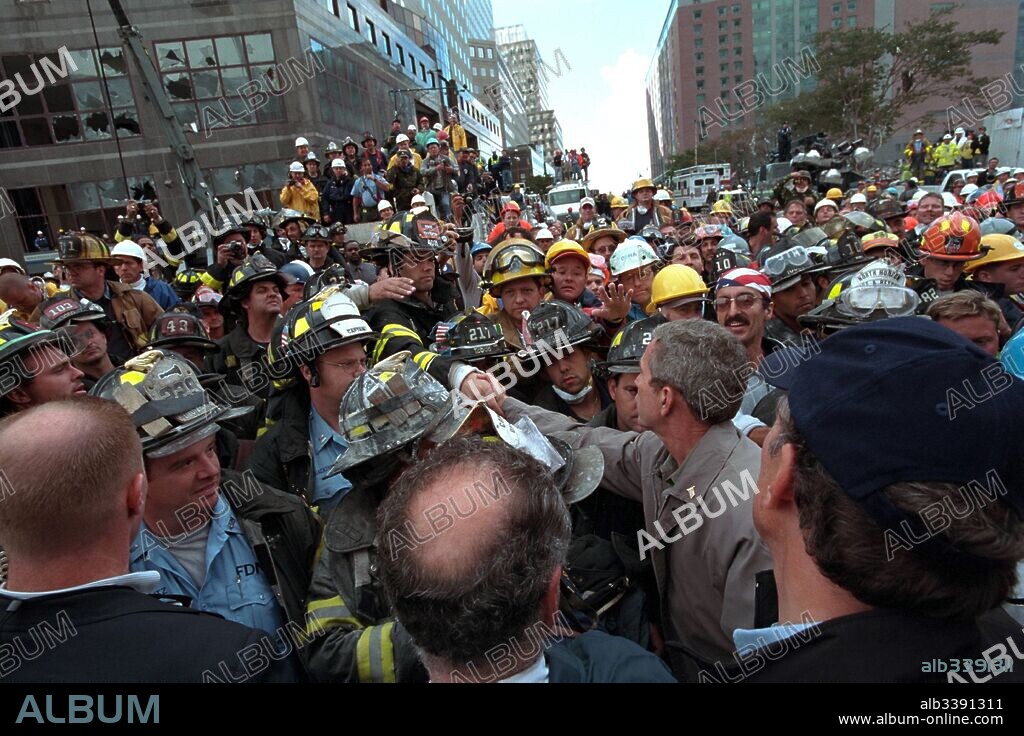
[760,317,1024,558]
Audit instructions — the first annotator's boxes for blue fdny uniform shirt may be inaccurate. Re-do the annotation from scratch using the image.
[309,407,353,518]
[626,303,648,323]
[130,495,286,640]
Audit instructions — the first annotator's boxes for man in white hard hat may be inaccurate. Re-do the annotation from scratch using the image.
[813,198,838,225]
[110,241,180,310]
[848,192,868,212]
[534,227,555,252]
[387,134,422,170]
[0,258,26,276]
[32,231,50,252]
[280,161,321,222]
[295,136,310,161]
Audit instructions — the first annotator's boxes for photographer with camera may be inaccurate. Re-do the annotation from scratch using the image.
[385,149,423,212]
[421,138,457,221]
[115,200,198,273]
[200,220,251,295]
[280,162,321,222]
[363,211,482,388]
[456,147,481,195]
[351,158,392,224]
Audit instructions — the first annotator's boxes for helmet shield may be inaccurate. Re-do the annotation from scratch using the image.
[329,352,452,475]
[91,350,251,458]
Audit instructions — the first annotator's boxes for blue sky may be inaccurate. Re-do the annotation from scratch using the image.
[492,0,668,193]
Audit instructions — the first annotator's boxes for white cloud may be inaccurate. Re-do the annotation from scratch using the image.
[548,48,651,193]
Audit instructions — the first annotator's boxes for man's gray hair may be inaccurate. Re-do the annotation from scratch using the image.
[650,319,748,425]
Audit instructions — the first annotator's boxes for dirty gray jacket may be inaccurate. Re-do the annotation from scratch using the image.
[503,398,773,676]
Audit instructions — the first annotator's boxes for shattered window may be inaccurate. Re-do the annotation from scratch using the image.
[0,48,141,148]
[160,33,281,135]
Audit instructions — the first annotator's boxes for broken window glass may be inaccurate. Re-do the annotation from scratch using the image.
[98,47,126,77]
[171,102,198,128]
[187,39,217,68]
[220,66,249,96]
[73,81,105,110]
[67,49,97,79]
[113,107,141,136]
[51,114,81,143]
[67,181,101,211]
[82,111,111,140]
[191,70,221,99]
[104,78,133,107]
[155,42,186,70]
[222,97,255,125]
[164,73,194,100]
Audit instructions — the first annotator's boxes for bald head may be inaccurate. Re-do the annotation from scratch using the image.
[0,397,143,557]
[377,437,571,664]
[0,273,41,313]
[401,462,514,585]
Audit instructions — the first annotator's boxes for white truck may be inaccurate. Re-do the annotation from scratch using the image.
[545,182,590,223]
[666,164,732,210]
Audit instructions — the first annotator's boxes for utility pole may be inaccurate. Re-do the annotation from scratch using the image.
[435,68,446,122]
[106,0,215,226]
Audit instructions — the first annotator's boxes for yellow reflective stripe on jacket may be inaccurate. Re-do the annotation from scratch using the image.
[305,596,364,636]
[412,351,437,372]
[371,323,424,365]
[381,324,422,343]
[371,339,385,366]
[356,622,396,683]
[256,416,276,439]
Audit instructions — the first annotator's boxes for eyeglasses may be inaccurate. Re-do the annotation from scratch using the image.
[617,267,654,286]
[714,293,766,312]
[320,357,368,372]
[761,246,814,277]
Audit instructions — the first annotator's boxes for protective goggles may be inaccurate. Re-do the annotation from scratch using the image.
[301,225,332,242]
[835,285,921,318]
[762,246,814,278]
[489,244,544,275]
